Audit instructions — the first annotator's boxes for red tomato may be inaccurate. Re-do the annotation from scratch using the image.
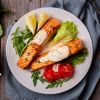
[43,66,54,82]
[58,63,74,79]
[43,63,74,82]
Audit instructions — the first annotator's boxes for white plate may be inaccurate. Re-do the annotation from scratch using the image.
[6,7,93,94]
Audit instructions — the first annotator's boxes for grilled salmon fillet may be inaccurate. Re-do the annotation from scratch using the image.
[17,43,41,69]
[31,39,84,71]
[17,18,61,69]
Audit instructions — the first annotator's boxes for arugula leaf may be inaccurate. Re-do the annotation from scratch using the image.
[31,71,47,86]
[46,78,72,89]
[46,82,57,89]
[12,26,33,56]
[38,76,47,83]
[0,24,3,37]
[31,71,40,86]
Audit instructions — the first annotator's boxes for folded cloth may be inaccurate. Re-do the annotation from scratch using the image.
[4,0,100,100]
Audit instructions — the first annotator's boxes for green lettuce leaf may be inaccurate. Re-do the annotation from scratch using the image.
[42,21,78,52]
[53,21,78,43]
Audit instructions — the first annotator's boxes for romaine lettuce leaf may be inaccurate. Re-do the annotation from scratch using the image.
[53,21,78,43]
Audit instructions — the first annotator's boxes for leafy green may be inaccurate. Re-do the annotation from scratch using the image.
[31,71,72,88]
[12,26,33,56]
[31,71,40,86]
[45,21,78,50]
[38,76,47,83]
[0,24,3,37]
[53,21,78,43]
[70,48,88,66]
[31,71,47,86]
[46,78,72,89]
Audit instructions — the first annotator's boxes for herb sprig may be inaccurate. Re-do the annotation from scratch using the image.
[12,26,33,56]
[31,71,72,89]
[46,78,71,89]
[31,71,47,86]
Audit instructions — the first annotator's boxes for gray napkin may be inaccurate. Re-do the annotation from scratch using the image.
[5,0,100,100]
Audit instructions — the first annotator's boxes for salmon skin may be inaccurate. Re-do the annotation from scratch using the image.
[31,39,84,71]
[17,18,61,69]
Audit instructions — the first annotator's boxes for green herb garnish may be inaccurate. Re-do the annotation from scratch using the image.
[31,71,40,86]
[31,71,47,86]
[38,76,47,83]
[31,71,72,88]
[46,78,72,89]
[12,26,33,56]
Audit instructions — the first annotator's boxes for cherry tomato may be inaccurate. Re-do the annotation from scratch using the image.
[43,66,54,82]
[58,63,74,79]
[43,63,74,82]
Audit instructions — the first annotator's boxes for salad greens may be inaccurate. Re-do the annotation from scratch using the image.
[70,48,88,66]
[12,26,33,56]
[46,78,72,89]
[53,21,78,43]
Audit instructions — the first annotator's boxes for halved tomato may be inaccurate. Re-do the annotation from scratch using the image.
[43,63,74,82]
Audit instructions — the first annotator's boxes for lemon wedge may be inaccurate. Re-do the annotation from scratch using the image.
[25,12,36,35]
[37,12,50,30]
